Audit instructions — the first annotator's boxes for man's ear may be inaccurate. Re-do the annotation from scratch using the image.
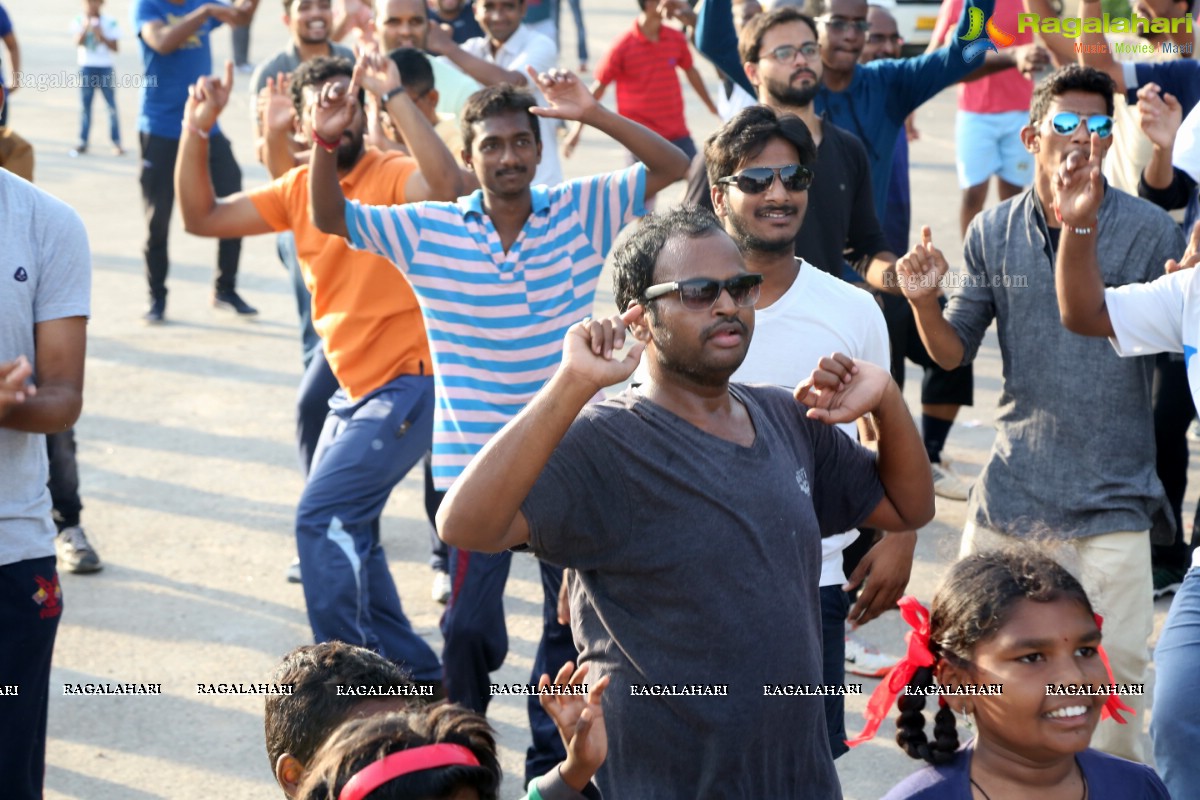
[711,183,729,218]
[628,305,652,342]
[1020,124,1038,154]
[275,753,305,798]
[743,61,761,92]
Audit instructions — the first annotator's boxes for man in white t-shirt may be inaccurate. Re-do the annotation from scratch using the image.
[69,0,124,156]
[1055,129,1200,799]
[0,83,92,799]
[707,104,917,759]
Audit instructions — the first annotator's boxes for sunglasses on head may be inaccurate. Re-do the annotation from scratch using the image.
[642,274,764,311]
[1049,112,1113,138]
[764,42,820,62]
[716,164,814,194]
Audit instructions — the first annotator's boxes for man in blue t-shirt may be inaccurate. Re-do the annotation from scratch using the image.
[0,3,18,128]
[133,0,257,323]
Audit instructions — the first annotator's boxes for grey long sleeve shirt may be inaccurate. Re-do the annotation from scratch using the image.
[945,185,1183,541]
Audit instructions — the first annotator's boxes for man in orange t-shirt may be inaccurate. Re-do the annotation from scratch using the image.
[174,55,464,690]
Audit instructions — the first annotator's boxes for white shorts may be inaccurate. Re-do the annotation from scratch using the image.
[955,110,1032,189]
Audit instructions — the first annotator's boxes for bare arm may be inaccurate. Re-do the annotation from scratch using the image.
[683,66,718,115]
[1075,0,1123,92]
[438,310,646,552]
[0,319,86,434]
[177,63,275,238]
[139,5,215,55]
[895,228,967,369]
[1138,83,1182,191]
[427,24,530,86]
[307,78,356,238]
[1023,0,1076,66]
[860,252,902,296]
[1053,137,1113,336]
[528,68,690,197]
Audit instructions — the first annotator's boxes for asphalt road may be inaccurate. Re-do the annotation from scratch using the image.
[3,1,1187,797]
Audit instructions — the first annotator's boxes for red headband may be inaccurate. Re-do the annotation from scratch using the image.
[338,743,481,800]
[1094,613,1134,724]
[846,595,935,748]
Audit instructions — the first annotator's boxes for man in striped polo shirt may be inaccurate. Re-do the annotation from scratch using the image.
[309,67,689,782]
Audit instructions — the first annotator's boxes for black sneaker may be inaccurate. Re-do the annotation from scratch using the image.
[144,297,166,325]
[56,526,103,573]
[212,290,259,317]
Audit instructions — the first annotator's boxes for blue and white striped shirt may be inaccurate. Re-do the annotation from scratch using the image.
[345,164,646,489]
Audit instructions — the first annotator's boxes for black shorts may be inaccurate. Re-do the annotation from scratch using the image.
[879,292,974,406]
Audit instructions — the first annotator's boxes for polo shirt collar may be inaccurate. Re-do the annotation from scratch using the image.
[492,24,533,59]
[456,184,552,218]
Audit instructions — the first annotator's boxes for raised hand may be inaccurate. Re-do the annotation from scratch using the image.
[657,0,697,26]
[560,306,646,391]
[525,66,597,123]
[261,73,296,134]
[1012,43,1050,79]
[310,67,362,145]
[1052,133,1103,227]
[1167,220,1200,274]
[425,20,456,56]
[895,226,949,304]
[794,353,895,425]
[185,60,235,132]
[355,48,402,99]
[0,355,35,421]
[1137,82,1183,151]
[538,662,609,791]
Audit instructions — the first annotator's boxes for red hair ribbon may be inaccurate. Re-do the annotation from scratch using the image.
[846,595,935,747]
[1094,613,1135,724]
[339,743,481,800]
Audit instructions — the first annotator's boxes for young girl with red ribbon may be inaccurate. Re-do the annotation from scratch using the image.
[296,662,609,800]
[848,548,1168,799]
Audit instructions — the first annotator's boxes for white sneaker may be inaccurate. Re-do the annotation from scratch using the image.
[845,631,898,678]
[285,558,301,584]
[432,572,451,604]
[931,460,970,501]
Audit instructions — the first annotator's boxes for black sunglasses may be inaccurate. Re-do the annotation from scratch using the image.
[716,164,814,194]
[642,274,764,311]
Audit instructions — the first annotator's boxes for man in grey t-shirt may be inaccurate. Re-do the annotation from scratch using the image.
[436,206,934,797]
[0,81,92,800]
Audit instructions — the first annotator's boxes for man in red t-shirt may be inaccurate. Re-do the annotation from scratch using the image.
[930,0,1048,235]
[564,0,717,162]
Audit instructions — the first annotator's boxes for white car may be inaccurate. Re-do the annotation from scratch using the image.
[873,0,946,54]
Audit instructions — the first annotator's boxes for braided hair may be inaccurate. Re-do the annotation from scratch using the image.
[895,546,1094,765]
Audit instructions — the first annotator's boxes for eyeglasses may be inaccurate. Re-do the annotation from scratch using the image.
[819,16,870,33]
[716,164,814,194]
[866,33,903,45]
[1049,112,1114,138]
[764,42,820,62]
[642,274,764,311]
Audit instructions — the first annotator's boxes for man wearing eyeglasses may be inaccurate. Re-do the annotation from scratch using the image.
[705,104,916,762]
[896,65,1184,762]
[434,204,933,797]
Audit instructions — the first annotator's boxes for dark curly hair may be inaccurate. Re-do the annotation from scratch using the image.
[1029,64,1115,128]
[296,705,502,800]
[459,84,541,153]
[289,55,363,120]
[895,547,1095,765]
[611,206,727,314]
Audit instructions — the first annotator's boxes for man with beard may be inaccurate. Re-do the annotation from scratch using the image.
[174,55,464,690]
[896,65,1184,761]
[308,69,690,785]
[706,104,914,760]
[375,0,482,119]
[434,205,933,797]
[684,8,897,289]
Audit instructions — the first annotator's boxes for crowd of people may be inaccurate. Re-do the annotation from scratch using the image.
[1,0,1199,796]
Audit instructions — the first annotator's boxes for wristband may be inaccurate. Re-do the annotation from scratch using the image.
[380,85,406,106]
[1067,224,1096,235]
[185,122,210,139]
[313,129,340,153]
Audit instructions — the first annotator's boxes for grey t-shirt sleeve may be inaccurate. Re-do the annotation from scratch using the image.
[944,216,995,365]
[35,201,91,323]
[522,413,632,570]
[807,418,886,535]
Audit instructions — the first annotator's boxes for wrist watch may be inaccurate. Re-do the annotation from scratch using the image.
[380,85,406,106]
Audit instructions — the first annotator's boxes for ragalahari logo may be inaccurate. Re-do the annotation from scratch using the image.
[960,7,1016,61]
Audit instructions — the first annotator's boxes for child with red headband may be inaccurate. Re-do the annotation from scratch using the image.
[847,549,1168,799]
[297,662,609,800]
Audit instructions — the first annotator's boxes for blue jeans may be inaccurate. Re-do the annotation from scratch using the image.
[78,66,120,146]
[1152,566,1200,798]
[275,232,320,363]
[819,584,849,759]
[296,374,441,680]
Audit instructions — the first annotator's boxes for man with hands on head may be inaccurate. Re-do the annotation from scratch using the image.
[175,52,463,691]
[309,64,689,785]
[897,64,1184,761]
[436,206,932,798]
[1054,100,1200,799]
